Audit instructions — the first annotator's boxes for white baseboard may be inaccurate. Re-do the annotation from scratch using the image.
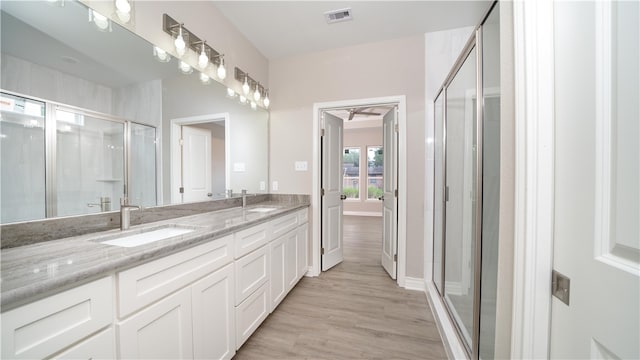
[425,281,469,360]
[343,211,382,217]
[444,281,463,296]
[404,277,425,291]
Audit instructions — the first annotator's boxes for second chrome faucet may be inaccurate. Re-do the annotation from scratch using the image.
[120,197,141,231]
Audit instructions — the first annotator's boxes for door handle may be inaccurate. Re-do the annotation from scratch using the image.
[340,195,347,200]
[207,193,213,197]
[378,196,384,201]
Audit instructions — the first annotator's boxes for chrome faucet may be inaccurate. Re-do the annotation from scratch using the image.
[120,197,141,231]
[242,189,248,208]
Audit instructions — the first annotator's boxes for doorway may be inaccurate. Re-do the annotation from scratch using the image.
[311,96,408,287]
[170,113,229,203]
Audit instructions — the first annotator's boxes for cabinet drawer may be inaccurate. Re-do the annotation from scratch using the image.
[235,282,269,350]
[1,276,113,360]
[271,212,298,239]
[234,221,270,259]
[54,327,115,360]
[117,235,233,318]
[297,208,309,224]
[235,245,270,305]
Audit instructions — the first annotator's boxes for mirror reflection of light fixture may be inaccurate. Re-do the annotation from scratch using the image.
[263,90,270,109]
[239,95,247,104]
[199,72,211,85]
[250,101,257,110]
[114,0,131,23]
[242,75,250,95]
[153,46,171,62]
[216,55,227,80]
[179,61,192,75]
[46,0,65,7]
[227,88,236,97]
[88,9,111,32]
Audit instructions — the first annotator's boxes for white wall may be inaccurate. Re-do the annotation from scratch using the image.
[269,35,426,278]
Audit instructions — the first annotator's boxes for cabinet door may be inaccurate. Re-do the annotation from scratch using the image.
[270,235,286,311]
[235,282,269,349]
[118,287,193,359]
[297,223,309,279]
[192,263,236,360]
[1,277,113,360]
[53,327,115,360]
[284,230,298,292]
[235,244,270,305]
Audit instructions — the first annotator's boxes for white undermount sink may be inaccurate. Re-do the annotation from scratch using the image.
[248,207,277,213]
[100,226,194,248]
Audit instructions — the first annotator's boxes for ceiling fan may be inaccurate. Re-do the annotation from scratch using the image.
[347,107,381,120]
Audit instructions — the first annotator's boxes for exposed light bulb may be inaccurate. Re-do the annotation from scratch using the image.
[253,85,261,101]
[174,27,186,58]
[217,58,226,79]
[115,0,131,23]
[90,10,110,31]
[178,61,192,74]
[242,76,250,95]
[250,101,257,110]
[227,88,236,97]
[199,72,210,84]
[198,44,208,69]
[263,92,270,108]
[239,95,247,104]
[153,46,170,62]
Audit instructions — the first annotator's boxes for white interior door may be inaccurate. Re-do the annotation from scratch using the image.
[321,112,344,271]
[182,125,212,203]
[381,107,398,279]
[550,1,639,358]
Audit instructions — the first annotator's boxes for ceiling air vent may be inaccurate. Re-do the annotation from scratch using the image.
[324,8,353,24]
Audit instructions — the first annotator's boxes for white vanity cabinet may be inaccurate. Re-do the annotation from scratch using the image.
[1,276,114,360]
[116,235,235,360]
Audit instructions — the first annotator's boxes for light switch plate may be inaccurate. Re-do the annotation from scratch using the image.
[260,181,266,191]
[272,181,279,191]
[233,162,246,172]
[295,161,308,171]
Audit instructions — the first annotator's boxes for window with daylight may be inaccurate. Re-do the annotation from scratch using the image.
[343,147,360,199]
[367,146,383,199]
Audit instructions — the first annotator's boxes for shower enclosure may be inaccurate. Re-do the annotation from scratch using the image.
[0,91,157,224]
[432,3,500,359]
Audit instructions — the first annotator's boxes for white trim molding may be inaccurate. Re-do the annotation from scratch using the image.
[343,211,382,217]
[312,95,407,288]
[511,0,555,358]
[425,281,469,360]
[403,277,425,291]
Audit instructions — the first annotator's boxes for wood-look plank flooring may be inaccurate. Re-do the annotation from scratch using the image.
[234,215,447,359]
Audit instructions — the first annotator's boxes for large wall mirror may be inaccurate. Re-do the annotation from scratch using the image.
[0,0,268,224]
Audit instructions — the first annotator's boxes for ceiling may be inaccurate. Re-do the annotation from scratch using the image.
[213,1,493,60]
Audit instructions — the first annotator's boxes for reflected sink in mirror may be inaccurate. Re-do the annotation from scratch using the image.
[248,207,277,213]
[99,225,194,248]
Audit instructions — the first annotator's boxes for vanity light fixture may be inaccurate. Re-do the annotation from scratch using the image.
[199,72,211,85]
[216,55,227,80]
[88,9,111,32]
[173,25,187,58]
[253,83,261,102]
[153,46,171,62]
[179,61,192,75]
[196,41,209,69]
[242,75,250,95]
[114,0,132,23]
[263,91,270,109]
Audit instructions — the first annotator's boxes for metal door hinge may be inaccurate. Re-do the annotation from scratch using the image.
[394,254,398,262]
[321,188,325,196]
[321,129,325,137]
[552,270,570,305]
[179,187,184,194]
[394,189,398,197]
[321,248,325,255]
[179,138,184,146]
[445,186,449,202]
[394,124,399,133]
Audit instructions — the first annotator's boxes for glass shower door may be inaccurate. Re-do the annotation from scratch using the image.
[56,108,124,217]
[0,93,46,223]
[129,122,157,207]
[444,46,478,349]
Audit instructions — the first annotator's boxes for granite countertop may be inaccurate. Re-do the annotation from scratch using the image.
[0,201,309,310]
